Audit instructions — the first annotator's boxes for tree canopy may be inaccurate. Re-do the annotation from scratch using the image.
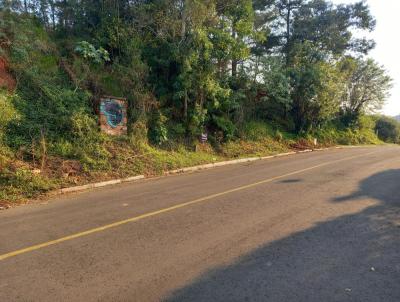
[0,0,393,143]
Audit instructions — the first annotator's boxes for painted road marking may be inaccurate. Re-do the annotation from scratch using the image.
[0,151,378,261]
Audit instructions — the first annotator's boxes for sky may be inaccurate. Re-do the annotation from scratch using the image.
[332,0,400,116]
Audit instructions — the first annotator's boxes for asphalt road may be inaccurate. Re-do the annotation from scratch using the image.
[0,146,399,302]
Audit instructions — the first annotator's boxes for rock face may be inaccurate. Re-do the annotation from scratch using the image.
[394,115,400,122]
[0,57,16,92]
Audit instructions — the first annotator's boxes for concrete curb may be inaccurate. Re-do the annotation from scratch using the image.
[59,175,145,194]
[58,147,333,195]
[59,144,381,195]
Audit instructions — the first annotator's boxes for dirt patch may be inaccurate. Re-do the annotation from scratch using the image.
[0,57,16,92]
[0,201,11,210]
[290,138,315,150]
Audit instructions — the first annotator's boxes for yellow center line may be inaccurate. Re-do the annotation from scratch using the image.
[0,151,378,261]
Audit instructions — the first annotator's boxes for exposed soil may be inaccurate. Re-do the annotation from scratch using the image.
[0,57,16,92]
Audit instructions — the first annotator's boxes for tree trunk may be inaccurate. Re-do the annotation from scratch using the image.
[285,5,291,66]
[50,0,56,30]
[231,29,237,77]
[184,90,188,120]
[232,60,237,78]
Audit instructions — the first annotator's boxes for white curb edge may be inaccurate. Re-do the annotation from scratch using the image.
[58,147,336,195]
[59,175,145,194]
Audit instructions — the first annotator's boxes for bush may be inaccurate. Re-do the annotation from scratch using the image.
[0,91,19,143]
[375,116,400,143]
[74,41,110,64]
[313,120,381,146]
[0,167,57,201]
[212,115,236,141]
[240,121,274,141]
[69,111,111,171]
[148,111,169,145]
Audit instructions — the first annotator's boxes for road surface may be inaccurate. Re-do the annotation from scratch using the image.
[0,146,399,301]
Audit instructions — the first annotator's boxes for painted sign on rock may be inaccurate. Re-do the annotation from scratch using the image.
[99,96,127,135]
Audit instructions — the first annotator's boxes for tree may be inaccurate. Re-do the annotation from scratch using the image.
[341,58,393,120]
[291,0,376,56]
[1,0,391,142]
[254,0,376,64]
[289,42,344,132]
[254,0,304,59]
[216,0,260,77]
[252,55,291,125]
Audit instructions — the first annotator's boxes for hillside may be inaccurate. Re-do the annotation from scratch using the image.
[0,2,395,207]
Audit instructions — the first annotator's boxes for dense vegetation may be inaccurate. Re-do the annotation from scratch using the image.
[0,0,397,205]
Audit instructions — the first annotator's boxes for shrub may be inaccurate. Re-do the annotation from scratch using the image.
[212,115,236,141]
[148,111,168,145]
[69,111,111,171]
[0,167,56,201]
[375,116,400,143]
[240,121,274,141]
[74,41,110,64]
[0,91,19,143]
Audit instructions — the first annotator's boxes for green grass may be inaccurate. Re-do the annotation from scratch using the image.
[0,117,384,207]
[312,126,382,146]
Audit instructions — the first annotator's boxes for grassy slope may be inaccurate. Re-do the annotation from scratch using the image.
[0,113,381,208]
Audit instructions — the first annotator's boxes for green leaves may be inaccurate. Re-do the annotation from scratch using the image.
[74,41,110,64]
[375,116,400,143]
[341,58,393,117]
[2,0,393,144]
[288,42,344,132]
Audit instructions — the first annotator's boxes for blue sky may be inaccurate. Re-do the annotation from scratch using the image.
[332,0,400,116]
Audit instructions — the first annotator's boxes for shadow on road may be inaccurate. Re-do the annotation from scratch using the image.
[279,178,302,184]
[167,170,400,302]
